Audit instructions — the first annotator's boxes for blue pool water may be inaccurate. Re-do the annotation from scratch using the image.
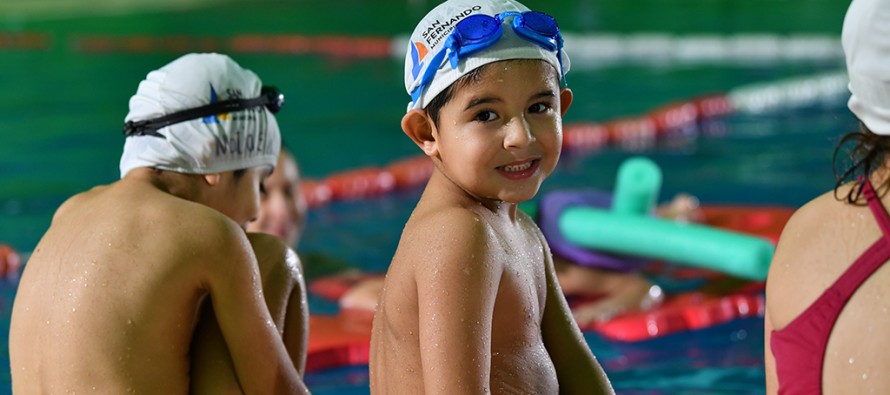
[0,0,856,393]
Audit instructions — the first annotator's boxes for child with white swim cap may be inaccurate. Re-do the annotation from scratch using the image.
[370,1,613,393]
[10,53,310,394]
[765,0,890,393]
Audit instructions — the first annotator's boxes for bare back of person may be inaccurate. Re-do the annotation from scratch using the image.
[370,173,558,394]
[766,178,890,394]
[10,173,300,394]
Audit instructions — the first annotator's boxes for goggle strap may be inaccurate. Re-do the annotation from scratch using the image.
[123,90,279,138]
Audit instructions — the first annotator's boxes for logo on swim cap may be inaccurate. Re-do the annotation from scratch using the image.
[410,42,430,80]
[202,84,232,124]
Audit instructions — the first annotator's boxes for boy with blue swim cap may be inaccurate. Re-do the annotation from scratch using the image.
[10,53,309,394]
[370,1,613,393]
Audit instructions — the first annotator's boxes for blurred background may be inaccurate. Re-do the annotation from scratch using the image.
[0,0,854,393]
[0,0,850,253]
[0,0,850,254]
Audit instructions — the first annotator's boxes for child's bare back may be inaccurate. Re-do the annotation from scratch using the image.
[10,178,269,393]
[371,176,558,393]
[9,53,308,394]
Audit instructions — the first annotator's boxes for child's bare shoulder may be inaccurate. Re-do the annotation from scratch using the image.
[399,205,500,272]
[408,205,492,242]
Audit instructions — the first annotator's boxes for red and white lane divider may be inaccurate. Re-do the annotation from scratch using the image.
[299,70,849,207]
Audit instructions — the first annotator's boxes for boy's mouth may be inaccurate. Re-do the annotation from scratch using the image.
[496,159,540,180]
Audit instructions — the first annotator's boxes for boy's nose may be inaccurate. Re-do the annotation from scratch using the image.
[504,118,534,149]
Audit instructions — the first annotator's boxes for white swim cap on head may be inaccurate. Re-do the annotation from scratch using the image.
[120,53,281,178]
[843,0,890,135]
[404,0,571,111]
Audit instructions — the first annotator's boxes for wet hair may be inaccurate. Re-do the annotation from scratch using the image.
[424,59,560,128]
[832,122,890,204]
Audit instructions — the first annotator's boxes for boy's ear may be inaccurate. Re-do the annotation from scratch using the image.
[559,88,574,117]
[401,109,438,157]
[202,173,221,186]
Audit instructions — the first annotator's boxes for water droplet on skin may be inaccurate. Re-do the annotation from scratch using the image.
[849,357,855,364]
[862,372,869,380]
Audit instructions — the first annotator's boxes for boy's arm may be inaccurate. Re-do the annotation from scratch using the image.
[246,232,308,373]
[203,219,310,394]
[282,249,309,374]
[415,212,500,395]
[539,236,615,395]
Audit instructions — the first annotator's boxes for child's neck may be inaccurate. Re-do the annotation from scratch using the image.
[426,170,521,220]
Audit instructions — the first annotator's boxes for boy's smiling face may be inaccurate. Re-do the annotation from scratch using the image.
[430,59,572,204]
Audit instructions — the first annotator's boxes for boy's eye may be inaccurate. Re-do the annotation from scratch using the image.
[474,110,498,122]
[529,103,551,113]
[259,182,268,195]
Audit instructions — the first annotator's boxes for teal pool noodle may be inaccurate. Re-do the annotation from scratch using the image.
[612,157,662,215]
[559,207,774,280]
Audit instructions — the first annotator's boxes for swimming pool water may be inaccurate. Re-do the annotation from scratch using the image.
[0,0,855,393]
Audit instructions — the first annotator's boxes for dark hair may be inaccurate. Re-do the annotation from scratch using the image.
[425,67,487,128]
[424,59,560,128]
[833,122,890,204]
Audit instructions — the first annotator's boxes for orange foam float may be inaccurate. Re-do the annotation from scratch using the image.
[304,204,794,370]
[306,313,373,372]
[0,244,22,278]
[586,289,765,341]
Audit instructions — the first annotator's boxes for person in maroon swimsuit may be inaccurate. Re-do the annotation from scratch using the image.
[765,0,890,393]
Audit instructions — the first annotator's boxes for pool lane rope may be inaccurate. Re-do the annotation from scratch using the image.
[53,32,842,65]
[300,69,850,207]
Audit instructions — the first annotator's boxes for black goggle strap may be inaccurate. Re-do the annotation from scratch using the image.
[123,86,283,139]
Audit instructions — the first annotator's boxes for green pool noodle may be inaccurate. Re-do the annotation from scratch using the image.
[559,207,774,280]
[612,156,662,215]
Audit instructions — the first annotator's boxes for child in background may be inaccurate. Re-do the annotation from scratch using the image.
[765,0,890,393]
[9,53,309,394]
[369,1,613,393]
[247,148,308,248]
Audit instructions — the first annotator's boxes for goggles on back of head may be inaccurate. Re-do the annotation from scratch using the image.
[122,86,284,139]
[410,10,566,107]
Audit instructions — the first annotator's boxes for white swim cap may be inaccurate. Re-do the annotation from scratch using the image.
[404,0,570,111]
[120,53,281,177]
[843,0,890,135]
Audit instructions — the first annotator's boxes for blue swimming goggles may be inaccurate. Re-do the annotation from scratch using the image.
[410,10,566,107]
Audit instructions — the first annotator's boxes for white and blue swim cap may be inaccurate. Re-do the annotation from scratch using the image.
[120,53,281,177]
[843,0,890,135]
[404,0,571,111]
